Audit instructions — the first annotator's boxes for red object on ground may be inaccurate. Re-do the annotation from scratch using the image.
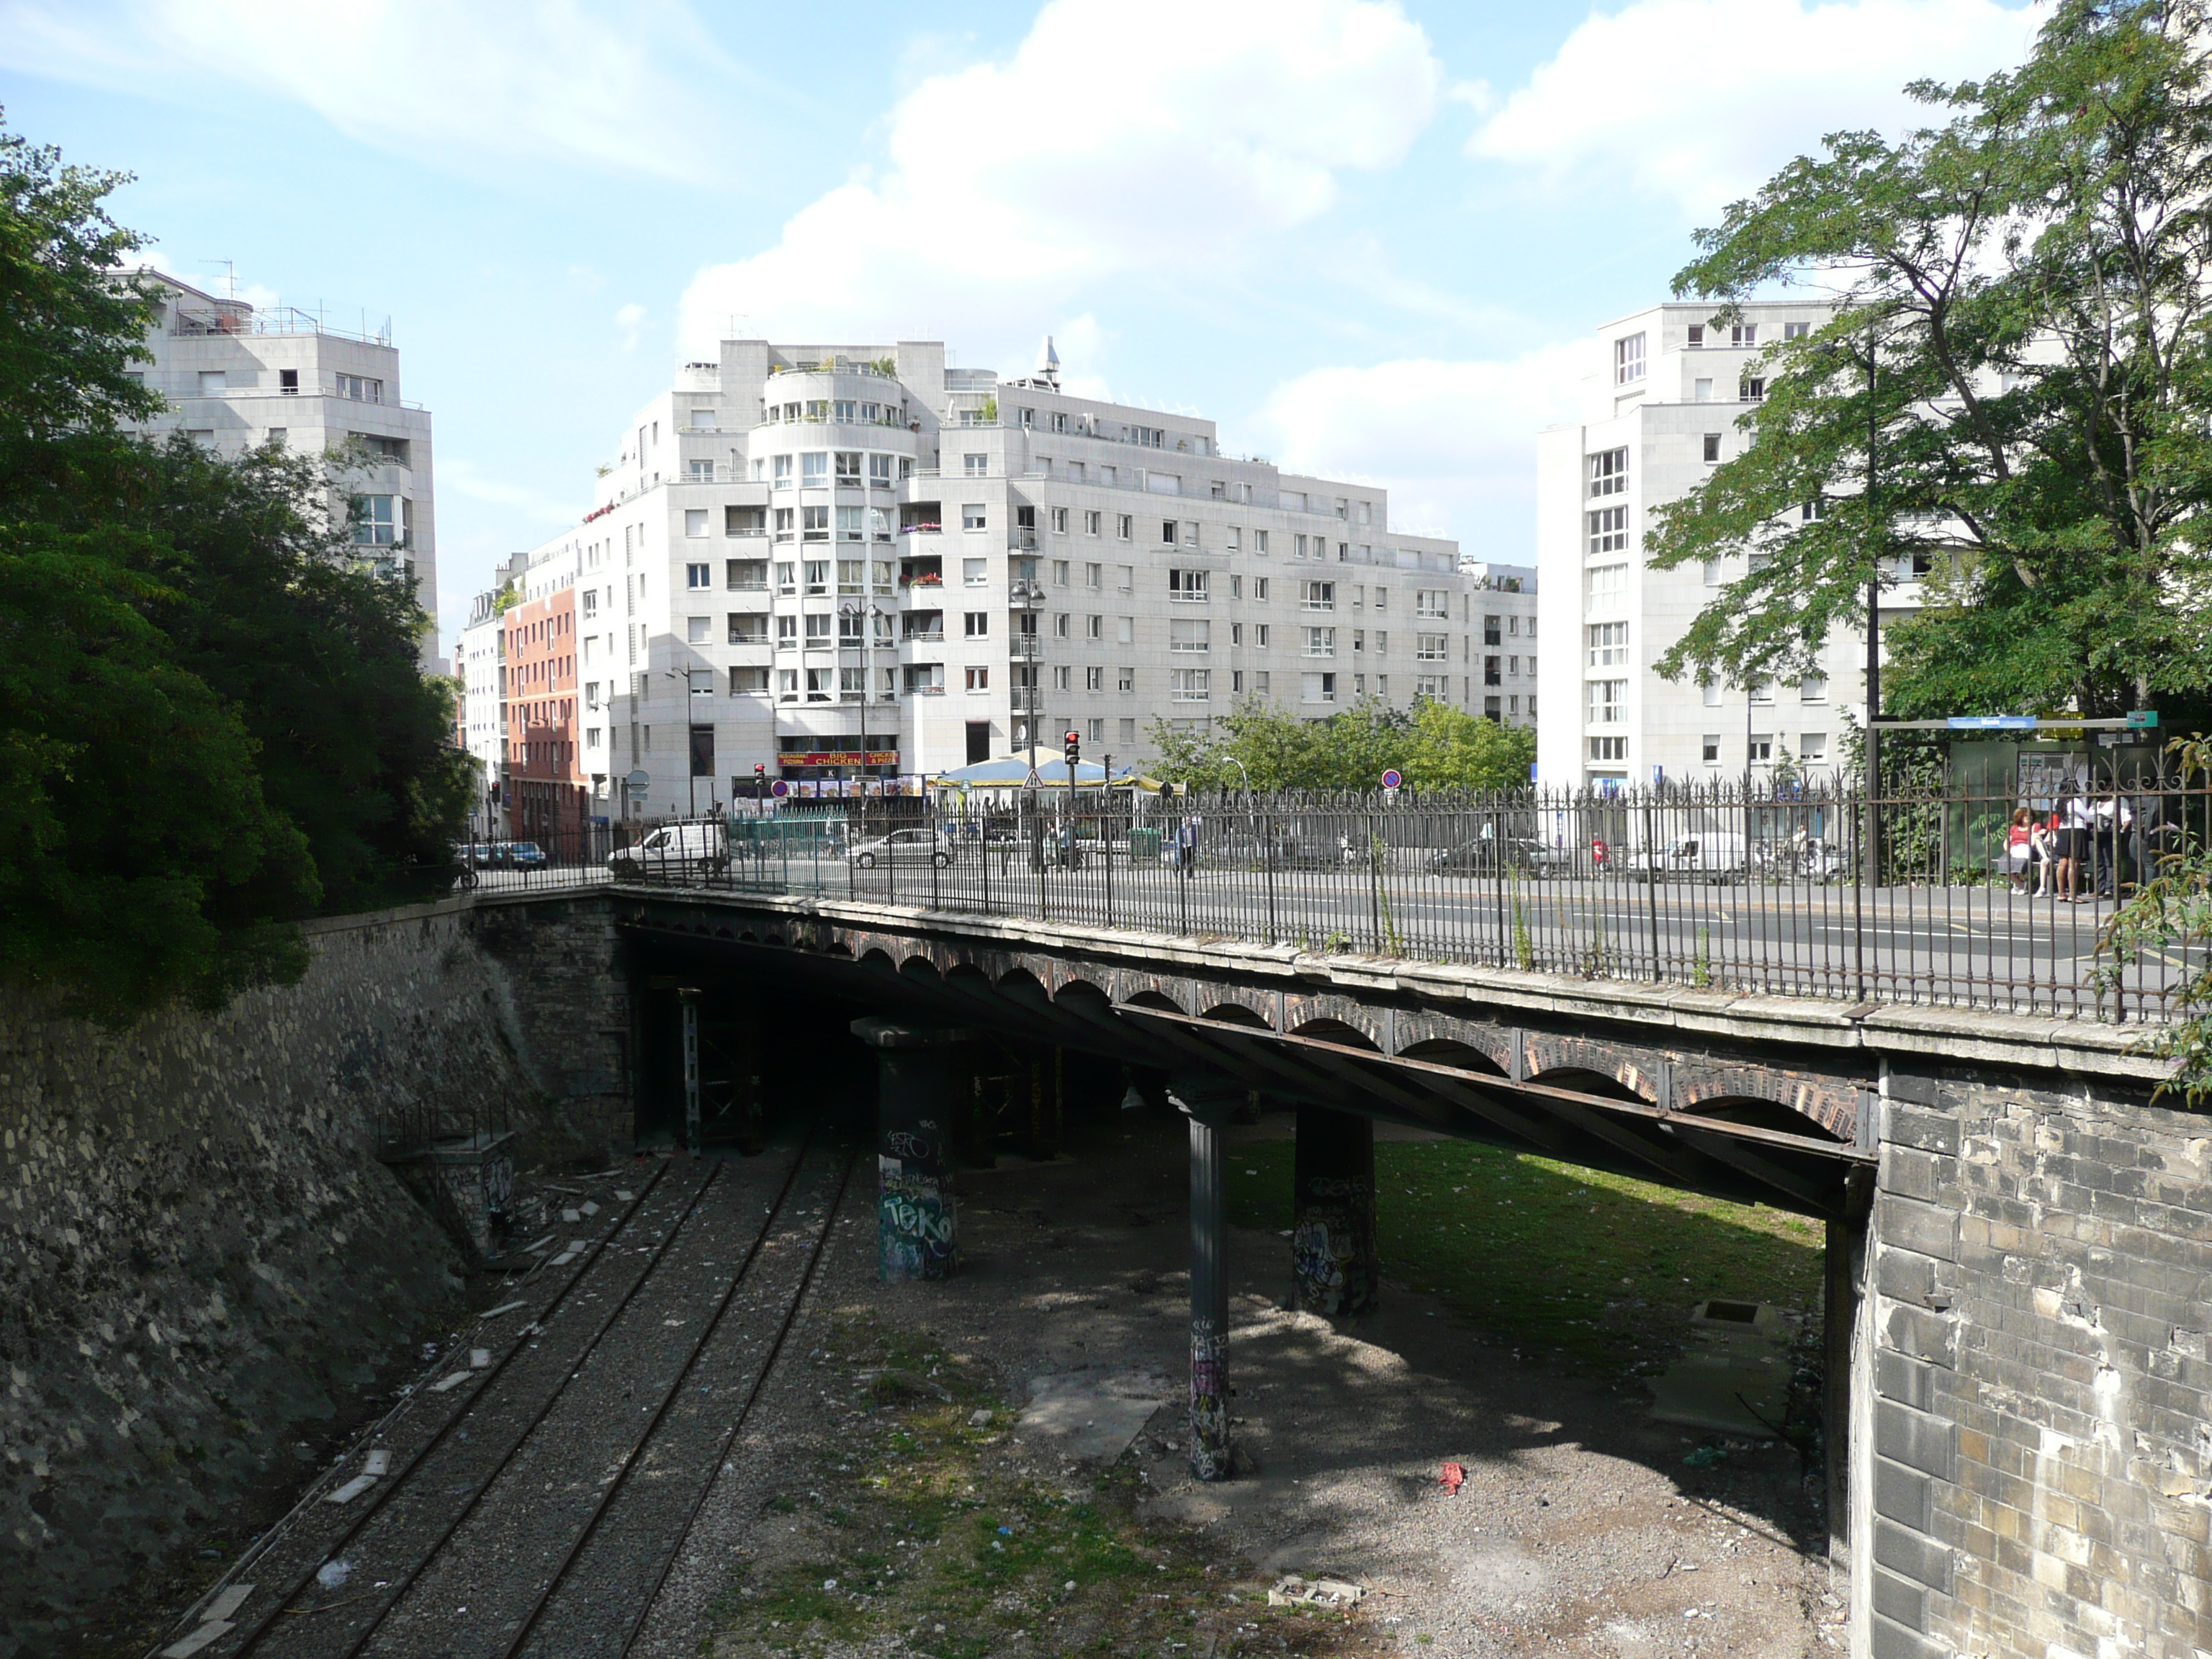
[1440,1461,1465,1495]
[1591,837,1610,866]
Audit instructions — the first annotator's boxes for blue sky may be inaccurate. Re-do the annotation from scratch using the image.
[1,0,2041,653]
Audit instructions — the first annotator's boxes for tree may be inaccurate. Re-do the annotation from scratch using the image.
[1647,0,2212,722]
[1147,696,1534,793]
[0,117,467,1019]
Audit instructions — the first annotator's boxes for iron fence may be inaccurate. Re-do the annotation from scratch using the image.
[459,778,2211,1023]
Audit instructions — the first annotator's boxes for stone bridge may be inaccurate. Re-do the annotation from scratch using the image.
[554,885,2203,1659]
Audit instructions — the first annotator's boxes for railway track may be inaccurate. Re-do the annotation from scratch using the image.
[150,1135,857,1659]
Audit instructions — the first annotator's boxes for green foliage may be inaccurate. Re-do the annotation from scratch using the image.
[1146,696,1534,793]
[1649,0,2212,718]
[2095,736,2212,1102]
[0,117,467,1020]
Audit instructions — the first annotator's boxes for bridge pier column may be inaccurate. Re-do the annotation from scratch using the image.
[1292,1106,1379,1317]
[1175,1074,1243,1483]
[851,1019,975,1283]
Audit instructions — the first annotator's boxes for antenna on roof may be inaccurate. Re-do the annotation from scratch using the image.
[1035,334,1060,390]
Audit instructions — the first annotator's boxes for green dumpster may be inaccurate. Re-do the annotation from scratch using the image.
[1129,825,1163,862]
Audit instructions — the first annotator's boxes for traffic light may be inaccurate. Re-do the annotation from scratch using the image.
[753,761,766,799]
[1063,729,1081,767]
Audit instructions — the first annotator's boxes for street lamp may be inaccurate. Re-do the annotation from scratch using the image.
[662,667,698,818]
[1224,755,1250,798]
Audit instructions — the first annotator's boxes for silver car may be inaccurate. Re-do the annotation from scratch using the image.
[848,827,954,869]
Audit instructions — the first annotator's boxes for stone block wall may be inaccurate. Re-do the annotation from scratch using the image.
[0,894,628,1655]
[1863,1064,2212,1659]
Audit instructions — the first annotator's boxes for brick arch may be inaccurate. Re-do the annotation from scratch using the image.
[1398,1036,1508,1076]
[1122,988,1189,1015]
[1289,1016,1380,1052]
[1674,1069,1856,1141]
[1523,1035,1662,1105]
[1199,1002,1272,1030]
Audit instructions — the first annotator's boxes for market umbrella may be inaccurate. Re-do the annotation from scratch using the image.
[929,755,1143,787]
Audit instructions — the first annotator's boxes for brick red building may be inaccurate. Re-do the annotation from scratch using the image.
[506,587,588,845]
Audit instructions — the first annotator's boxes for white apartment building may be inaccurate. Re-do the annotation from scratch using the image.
[504,338,1536,818]
[1537,302,1920,791]
[455,554,525,833]
[120,271,440,665]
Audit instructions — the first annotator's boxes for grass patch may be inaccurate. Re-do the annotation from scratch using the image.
[709,1312,1362,1658]
[1227,1138,1823,1375]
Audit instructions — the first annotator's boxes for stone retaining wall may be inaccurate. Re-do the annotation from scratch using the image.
[1863,1063,2212,1659]
[0,894,627,1656]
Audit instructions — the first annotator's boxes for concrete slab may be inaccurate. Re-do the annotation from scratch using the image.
[1017,1371,1173,1464]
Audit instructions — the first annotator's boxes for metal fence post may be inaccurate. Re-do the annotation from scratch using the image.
[1642,795,1662,981]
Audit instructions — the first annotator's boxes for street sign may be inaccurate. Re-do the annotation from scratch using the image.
[2126,709,2159,729]
[1946,716,2038,731]
[770,779,790,798]
[1024,767,1043,789]
[626,768,650,791]
[1380,769,1403,790]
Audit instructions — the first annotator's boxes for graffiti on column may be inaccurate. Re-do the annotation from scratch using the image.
[1189,1318,1230,1482]
[878,1156,957,1281]
[1292,1175,1377,1316]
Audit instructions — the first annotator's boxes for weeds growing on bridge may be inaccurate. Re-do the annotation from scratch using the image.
[1227,1140,1824,1377]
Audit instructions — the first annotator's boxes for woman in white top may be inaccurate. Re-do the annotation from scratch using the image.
[2054,787,2098,902]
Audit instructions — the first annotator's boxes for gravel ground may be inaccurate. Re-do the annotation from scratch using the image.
[641,1109,1844,1658]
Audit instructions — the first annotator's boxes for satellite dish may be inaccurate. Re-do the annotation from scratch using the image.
[626,768,649,791]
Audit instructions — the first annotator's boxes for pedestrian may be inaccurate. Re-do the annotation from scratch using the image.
[2005,806,2036,894]
[2053,786,2097,902]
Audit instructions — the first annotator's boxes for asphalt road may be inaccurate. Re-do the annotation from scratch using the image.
[467,853,2187,1020]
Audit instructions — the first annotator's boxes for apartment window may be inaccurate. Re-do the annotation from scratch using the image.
[1415,675,1444,700]
[1748,734,1773,763]
[1751,678,1775,705]
[351,495,400,546]
[1118,666,1136,693]
[1483,613,1502,645]
[1702,678,1722,707]
[1731,323,1758,349]
[1167,668,1213,705]
[835,505,865,541]
[1741,378,1766,403]
[336,373,382,403]
[1254,624,1270,647]
[1053,665,1071,691]
[1168,568,1209,601]
[725,505,765,537]
[1051,507,1069,534]
[963,454,987,476]
[1702,734,1722,764]
[1586,506,1629,555]
[1686,324,1704,348]
[1053,613,1070,638]
[1087,613,1102,639]
[1801,498,1829,522]
[1483,655,1501,686]
[1159,519,1179,546]
[685,616,711,644]
[1588,737,1627,762]
[1117,616,1134,644]
[1415,590,1447,619]
[802,505,830,541]
[801,451,828,484]
[1250,529,1267,555]
[1085,666,1103,691]
[963,611,989,638]
[778,669,799,701]
[1228,574,1243,600]
[1116,514,1133,541]
[1784,321,1810,341]
[1118,716,1138,743]
[583,590,600,618]
[963,557,987,587]
[1614,332,1646,385]
[834,450,860,482]
[683,563,710,590]
[804,613,831,645]
[278,368,299,394]
[1304,627,1336,658]
[727,613,765,644]
[1586,621,1628,667]
[1703,557,1724,588]
[1703,433,1722,463]
[1588,447,1628,498]
[1252,672,1270,696]
[868,453,894,487]
[966,666,990,692]
[1303,672,1337,703]
[804,559,830,594]
[1303,580,1335,611]
[1415,632,1447,661]
[962,504,987,532]
[1586,563,1627,611]
[1084,511,1102,537]
[1170,619,1210,653]
[1694,378,1714,403]
[1588,679,1627,724]
[1254,577,1269,601]
[1801,674,1829,702]
[1082,562,1102,590]
[805,667,833,702]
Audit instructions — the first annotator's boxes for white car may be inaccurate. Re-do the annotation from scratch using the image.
[848,827,954,869]
[1632,832,1748,883]
[608,821,729,878]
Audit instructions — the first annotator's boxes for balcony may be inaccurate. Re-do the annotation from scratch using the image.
[1008,530,1038,552]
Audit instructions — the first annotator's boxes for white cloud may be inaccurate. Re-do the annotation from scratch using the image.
[613,303,647,353]
[1250,345,1588,561]
[1470,0,2041,219]
[437,457,580,525]
[678,0,1442,354]
[0,0,737,182]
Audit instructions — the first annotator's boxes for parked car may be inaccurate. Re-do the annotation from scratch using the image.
[608,821,729,878]
[502,840,547,868]
[1425,835,1568,875]
[848,827,953,868]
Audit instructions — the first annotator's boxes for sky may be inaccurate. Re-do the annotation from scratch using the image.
[1,0,2045,654]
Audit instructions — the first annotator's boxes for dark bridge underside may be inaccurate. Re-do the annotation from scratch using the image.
[620,900,1876,1222]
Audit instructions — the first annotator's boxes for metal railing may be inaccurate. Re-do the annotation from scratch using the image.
[456,777,2208,1022]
